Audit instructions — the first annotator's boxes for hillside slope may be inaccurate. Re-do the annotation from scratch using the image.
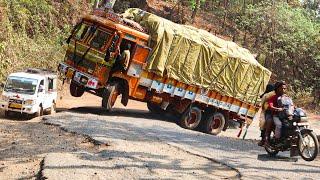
[0,0,90,81]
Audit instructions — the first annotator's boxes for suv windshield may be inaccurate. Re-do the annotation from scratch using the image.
[5,76,38,95]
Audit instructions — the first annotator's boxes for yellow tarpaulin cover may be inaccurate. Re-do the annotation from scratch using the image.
[123,8,272,105]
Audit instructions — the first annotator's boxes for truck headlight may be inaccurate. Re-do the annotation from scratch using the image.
[88,69,94,74]
[24,99,34,105]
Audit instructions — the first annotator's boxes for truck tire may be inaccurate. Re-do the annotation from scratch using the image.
[147,102,163,114]
[179,106,202,130]
[102,84,119,111]
[70,81,85,97]
[35,106,43,117]
[204,112,225,135]
[4,110,10,118]
[48,102,56,115]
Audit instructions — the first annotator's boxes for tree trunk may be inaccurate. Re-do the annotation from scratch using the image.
[101,0,117,9]
[191,0,201,23]
[222,0,229,31]
[242,0,246,13]
[180,0,188,24]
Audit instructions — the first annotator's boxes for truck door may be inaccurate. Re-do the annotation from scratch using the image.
[37,79,46,108]
[46,77,57,107]
[127,44,151,78]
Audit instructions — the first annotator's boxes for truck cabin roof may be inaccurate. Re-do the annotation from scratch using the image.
[83,13,149,42]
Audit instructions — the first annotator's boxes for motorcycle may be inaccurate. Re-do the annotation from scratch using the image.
[265,108,319,161]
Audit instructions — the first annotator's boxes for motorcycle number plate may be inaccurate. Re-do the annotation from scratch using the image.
[297,122,309,126]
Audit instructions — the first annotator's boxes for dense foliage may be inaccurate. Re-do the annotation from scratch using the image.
[0,0,90,82]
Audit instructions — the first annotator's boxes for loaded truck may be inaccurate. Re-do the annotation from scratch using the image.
[58,8,271,135]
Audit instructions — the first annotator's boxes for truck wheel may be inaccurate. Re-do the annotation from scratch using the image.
[35,106,43,117]
[204,112,225,135]
[102,84,119,111]
[4,110,10,118]
[147,102,163,114]
[179,106,202,130]
[48,102,56,115]
[70,81,85,97]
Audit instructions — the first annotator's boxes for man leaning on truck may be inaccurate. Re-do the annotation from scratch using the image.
[120,44,131,71]
[112,43,131,72]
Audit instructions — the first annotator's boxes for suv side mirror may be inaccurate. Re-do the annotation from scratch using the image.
[38,85,44,93]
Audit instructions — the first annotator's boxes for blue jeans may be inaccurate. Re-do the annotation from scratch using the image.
[273,116,282,139]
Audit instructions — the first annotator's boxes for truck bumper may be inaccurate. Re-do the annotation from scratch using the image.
[0,102,38,114]
[58,62,99,89]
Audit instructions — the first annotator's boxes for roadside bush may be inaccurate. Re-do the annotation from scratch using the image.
[0,0,90,82]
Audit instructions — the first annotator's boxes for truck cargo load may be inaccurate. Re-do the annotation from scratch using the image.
[123,8,271,105]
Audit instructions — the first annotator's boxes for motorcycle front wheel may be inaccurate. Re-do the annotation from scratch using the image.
[298,131,319,161]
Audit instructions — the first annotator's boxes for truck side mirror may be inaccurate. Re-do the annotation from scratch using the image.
[109,34,120,52]
[109,43,116,52]
[104,49,111,62]
[114,34,119,41]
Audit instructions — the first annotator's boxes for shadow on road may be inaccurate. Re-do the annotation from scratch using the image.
[257,154,298,162]
[61,106,180,123]
[0,111,34,121]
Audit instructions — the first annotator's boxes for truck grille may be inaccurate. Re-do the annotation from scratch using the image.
[68,53,96,70]
[9,99,23,104]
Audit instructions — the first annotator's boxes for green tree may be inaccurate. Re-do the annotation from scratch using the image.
[235,1,320,98]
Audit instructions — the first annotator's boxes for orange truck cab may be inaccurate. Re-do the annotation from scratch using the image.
[58,9,268,137]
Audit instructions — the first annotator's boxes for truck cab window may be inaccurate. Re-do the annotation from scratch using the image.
[38,80,44,93]
[90,29,111,50]
[48,78,54,91]
[119,39,135,54]
[74,23,90,41]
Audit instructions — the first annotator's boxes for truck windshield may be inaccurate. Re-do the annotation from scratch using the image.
[90,29,111,50]
[5,77,38,95]
[74,22,91,41]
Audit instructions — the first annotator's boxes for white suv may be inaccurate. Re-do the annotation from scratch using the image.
[0,68,58,117]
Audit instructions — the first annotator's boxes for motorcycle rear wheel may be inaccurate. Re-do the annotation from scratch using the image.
[264,131,279,156]
[298,131,319,161]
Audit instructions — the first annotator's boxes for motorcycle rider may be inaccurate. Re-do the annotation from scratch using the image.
[258,84,275,146]
[267,81,292,146]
